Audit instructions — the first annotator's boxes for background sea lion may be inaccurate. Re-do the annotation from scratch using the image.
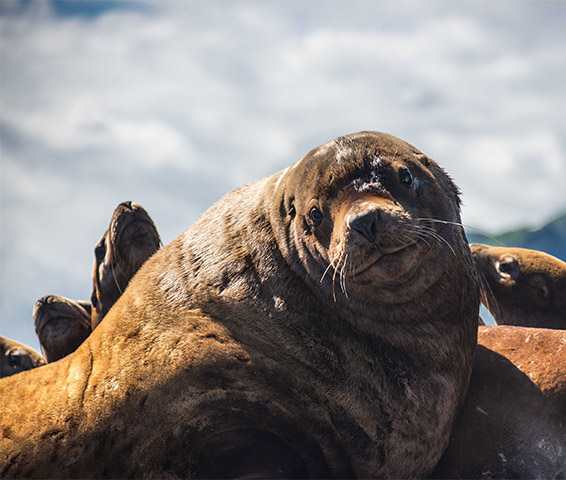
[33,295,92,363]
[32,202,161,362]
[90,200,161,329]
[0,132,479,478]
[471,244,566,329]
[432,325,566,479]
[0,336,45,378]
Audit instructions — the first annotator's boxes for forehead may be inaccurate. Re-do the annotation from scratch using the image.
[295,133,429,195]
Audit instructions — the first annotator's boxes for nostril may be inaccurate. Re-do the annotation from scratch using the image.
[119,201,133,210]
[35,296,51,309]
[349,210,378,244]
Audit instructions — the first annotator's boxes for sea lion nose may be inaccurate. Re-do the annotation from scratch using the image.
[119,201,133,210]
[349,210,378,244]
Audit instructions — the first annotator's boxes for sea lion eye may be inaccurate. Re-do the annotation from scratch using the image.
[309,207,323,227]
[400,168,413,187]
[95,242,106,262]
[7,351,22,367]
[497,255,519,279]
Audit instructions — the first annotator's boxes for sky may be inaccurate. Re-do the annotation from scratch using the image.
[1,0,565,352]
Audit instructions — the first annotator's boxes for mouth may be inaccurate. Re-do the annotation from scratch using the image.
[348,239,430,282]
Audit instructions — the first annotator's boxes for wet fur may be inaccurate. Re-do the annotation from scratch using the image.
[0,132,479,478]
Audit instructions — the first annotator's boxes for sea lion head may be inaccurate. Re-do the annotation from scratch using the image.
[471,244,566,329]
[33,295,92,362]
[0,336,45,378]
[91,201,160,329]
[270,131,472,323]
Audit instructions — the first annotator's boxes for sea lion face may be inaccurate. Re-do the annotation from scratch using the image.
[471,244,566,329]
[0,336,45,378]
[91,201,160,328]
[33,295,92,363]
[274,131,465,309]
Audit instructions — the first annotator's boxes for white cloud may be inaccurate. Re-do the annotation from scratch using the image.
[1,1,566,349]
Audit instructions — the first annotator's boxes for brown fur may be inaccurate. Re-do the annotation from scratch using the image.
[0,132,479,478]
[432,325,566,479]
[33,295,92,363]
[471,244,566,329]
[33,202,160,362]
[0,336,45,378]
[91,201,160,329]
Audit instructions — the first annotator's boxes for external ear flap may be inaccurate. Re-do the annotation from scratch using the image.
[288,200,296,217]
[529,276,551,308]
[540,284,550,301]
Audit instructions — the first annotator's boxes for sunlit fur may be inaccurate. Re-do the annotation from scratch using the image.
[0,132,479,479]
[33,295,92,363]
[90,201,161,328]
[471,244,566,329]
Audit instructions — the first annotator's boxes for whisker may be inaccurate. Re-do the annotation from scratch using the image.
[332,251,342,303]
[405,223,456,256]
[321,252,340,284]
[110,262,124,295]
[414,218,506,247]
[476,267,502,323]
[340,254,349,299]
[405,229,432,249]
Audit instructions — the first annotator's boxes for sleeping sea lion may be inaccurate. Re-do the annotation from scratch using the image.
[471,244,566,329]
[432,325,566,479]
[90,200,161,329]
[0,131,479,478]
[33,202,161,362]
[33,295,92,363]
[0,336,45,378]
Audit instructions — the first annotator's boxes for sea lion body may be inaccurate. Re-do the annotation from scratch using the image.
[0,132,479,478]
[0,336,45,378]
[471,244,566,329]
[33,295,92,363]
[433,325,566,479]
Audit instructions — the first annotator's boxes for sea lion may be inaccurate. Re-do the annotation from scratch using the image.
[0,336,45,378]
[33,202,161,362]
[0,131,479,478]
[33,295,92,363]
[471,244,566,329]
[432,325,566,479]
[90,200,161,329]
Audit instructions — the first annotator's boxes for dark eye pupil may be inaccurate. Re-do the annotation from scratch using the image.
[8,353,22,367]
[310,207,323,225]
[95,242,106,261]
[499,262,512,273]
[400,168,413,186]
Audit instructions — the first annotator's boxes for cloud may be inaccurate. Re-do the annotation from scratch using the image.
[1,1,565,349]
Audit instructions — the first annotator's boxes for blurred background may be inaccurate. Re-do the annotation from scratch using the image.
[1,0,565,353]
